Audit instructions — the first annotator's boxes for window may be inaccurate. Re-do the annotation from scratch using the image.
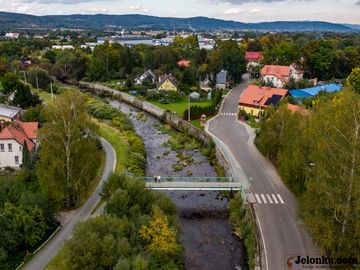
[19,146,22,151]
[8,144,12,152]
[0,144,4,152]
[15,156,19,164]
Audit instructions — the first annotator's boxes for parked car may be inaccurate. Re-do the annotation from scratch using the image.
[159,98,170,104]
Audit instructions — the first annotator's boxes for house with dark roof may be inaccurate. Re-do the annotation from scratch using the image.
[157,74,178,91]
[200,75,212,92]
[0,120,38,168]
[216,70,228,89]
[0,104,22,123]
[239,85,289,117]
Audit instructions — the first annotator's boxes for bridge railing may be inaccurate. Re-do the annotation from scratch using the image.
[135,176,235,182]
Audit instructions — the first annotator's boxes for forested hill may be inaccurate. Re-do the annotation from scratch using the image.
[0,11,358,32]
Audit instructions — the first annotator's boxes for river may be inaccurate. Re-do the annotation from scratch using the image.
[108,99,247,270]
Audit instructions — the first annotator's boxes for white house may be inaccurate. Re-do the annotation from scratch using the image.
[135,70,156,85]
[261,64,303,88]
[0,121,38,168]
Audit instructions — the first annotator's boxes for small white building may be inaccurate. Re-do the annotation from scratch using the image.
[0,121,38,168]
[135,70,156,85]
[5,32,19,39]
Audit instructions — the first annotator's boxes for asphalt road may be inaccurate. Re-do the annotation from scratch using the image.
[207,75,322,270]
[23,138,116,270]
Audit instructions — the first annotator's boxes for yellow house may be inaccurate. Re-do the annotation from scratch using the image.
[239,85,289,117]
[158,75,178,91]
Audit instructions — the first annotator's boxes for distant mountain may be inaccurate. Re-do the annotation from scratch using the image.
[0,12,357,33]
[344,24,360,31]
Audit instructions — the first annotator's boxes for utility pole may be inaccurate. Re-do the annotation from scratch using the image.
[188,94,191,122]
[50,81,54,100]
[21,71,27,84]
[36,76,39,92]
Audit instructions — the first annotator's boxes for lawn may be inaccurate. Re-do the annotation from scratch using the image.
[190,119,205,130]
[149,98,212,116]
[38,90,55,103]
[95,120,129,175]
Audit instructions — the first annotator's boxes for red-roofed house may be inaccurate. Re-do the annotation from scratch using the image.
[177,60,191,67]
[245,52,263,63]
[0,120,38,168]
[245,52,263,76]
[261,64,303,88]
[286,104,310,115]
[239,85,289,116]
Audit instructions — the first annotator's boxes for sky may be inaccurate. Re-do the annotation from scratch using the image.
[0,0,360,24]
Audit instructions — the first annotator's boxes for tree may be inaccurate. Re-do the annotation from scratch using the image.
[139,207,180,257]
[11,82,41,108]
[27,67,50,89]
[264,41,301,66]
[0,72,19,94]
[346,68,360,94]
[303,40,334,79]
[36,90,101,208]
[300,90,360,259]
[47,216,128,270]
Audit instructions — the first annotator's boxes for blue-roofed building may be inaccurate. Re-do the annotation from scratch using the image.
[290,84,342,99]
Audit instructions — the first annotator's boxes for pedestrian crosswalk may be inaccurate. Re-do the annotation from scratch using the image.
[220,112,237,116]
[254,193,285,205]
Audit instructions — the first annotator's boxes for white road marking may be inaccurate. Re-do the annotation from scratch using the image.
[255,194,262,204]
[254,193,285,205]
[261,194,267,204]
[277,194,285,204]
[271,194,279,204]
[266,194,273,204]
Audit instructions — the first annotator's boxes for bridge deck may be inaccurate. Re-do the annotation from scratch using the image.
[146,181,242,191]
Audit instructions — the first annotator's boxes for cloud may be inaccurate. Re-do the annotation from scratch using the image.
[6,0,118,4]
[88,7,108,13]
[223,7,247,14]
[250,8,261,13]
[128,4,141,10]
[356,0,360,5]
[209,0,311,4]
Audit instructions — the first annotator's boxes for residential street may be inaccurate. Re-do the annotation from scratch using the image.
[207,75,322,270]
[23,138,116,270]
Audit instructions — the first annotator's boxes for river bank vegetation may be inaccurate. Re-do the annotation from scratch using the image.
[47,174,184,270]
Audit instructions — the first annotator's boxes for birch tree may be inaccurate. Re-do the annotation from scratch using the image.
[36,90,101,208]
[300,90,360,259]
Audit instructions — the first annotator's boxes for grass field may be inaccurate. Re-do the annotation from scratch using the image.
[95,120,129,175]
[149,98,212,116]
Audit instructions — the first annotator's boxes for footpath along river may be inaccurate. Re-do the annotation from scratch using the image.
[108,99,247,270]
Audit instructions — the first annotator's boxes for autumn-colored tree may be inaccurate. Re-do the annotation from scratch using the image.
[139,207,180,256]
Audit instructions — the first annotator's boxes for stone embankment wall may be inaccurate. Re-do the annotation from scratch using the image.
[79,81,213,145]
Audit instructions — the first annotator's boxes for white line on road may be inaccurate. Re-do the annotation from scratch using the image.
[255,194,262,204]
[266,194,273,204]
[261,194,267,204]
[271,194,279,204]
[277,194,285,204]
